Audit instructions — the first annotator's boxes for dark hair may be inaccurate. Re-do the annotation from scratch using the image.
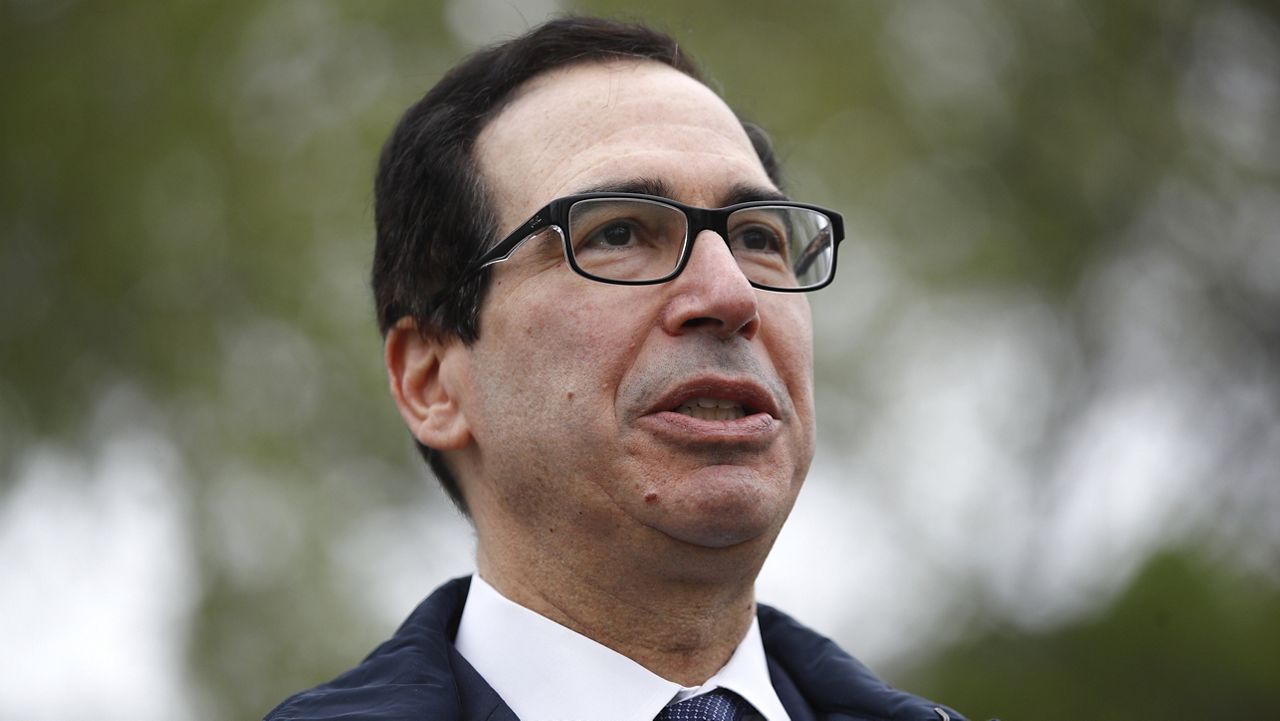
[372,16,782,514]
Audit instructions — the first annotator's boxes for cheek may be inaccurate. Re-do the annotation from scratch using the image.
[474,284,645,433]
[527,299,635,387]
[764,298,815,392]
[467,287,655,526]
[762,299,817,468]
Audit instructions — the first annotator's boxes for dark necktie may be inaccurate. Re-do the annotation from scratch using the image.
[653,688,758,721]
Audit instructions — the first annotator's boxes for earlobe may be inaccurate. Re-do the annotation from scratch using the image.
[384,318,473,451]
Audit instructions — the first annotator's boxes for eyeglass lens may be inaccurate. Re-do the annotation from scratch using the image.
[566,198,834,289]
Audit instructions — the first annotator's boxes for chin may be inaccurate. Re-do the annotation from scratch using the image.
[642,511,785,590]
[660,518,774,550]
[647,466,793,549]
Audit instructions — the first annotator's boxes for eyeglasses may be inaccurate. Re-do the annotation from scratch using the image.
[464,192,845,292]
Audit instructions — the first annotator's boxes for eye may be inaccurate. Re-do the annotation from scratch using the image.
[578,217,660,253]
[593,221,636,248]
[732,224,786,254]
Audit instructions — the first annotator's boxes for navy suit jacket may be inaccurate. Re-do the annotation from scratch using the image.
[265,576,966,721]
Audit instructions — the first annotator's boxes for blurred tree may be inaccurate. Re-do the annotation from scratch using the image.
[1,0,1277,719]
[903,549,1280,720]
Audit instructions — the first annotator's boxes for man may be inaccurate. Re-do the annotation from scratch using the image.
[267,16,967,721]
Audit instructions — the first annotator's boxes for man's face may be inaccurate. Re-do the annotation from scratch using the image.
[457,60,815,569]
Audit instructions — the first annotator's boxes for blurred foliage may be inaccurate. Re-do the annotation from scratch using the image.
[1,0,1278,720]
[904,550,1280,720]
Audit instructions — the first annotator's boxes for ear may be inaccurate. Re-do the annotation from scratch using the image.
[384,317,473,451]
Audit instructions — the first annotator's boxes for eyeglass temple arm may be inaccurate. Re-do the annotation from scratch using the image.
[476,226,559,271]
[426,225,559,309]
[793,226,831,276]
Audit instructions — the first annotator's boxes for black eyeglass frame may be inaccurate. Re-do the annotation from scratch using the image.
[461,192,845,293]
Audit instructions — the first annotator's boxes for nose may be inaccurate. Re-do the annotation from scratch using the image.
[659,230,760,340]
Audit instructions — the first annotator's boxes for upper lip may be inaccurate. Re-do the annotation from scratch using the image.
[646,376,781,420]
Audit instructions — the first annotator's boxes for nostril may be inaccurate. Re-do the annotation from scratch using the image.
[680,316,720,330]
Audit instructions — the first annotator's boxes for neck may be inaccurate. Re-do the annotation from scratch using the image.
[475,539,761,686]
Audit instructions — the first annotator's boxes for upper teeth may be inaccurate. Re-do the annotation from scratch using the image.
[676,397,746,420]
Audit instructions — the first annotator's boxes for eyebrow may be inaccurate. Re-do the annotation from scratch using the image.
[721,182,790,206]
[573,178,790,207]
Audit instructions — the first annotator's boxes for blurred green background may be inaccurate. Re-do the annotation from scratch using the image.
[2,1,1278,719]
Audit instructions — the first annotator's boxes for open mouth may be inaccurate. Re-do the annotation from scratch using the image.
[673,397,750,421]
[640,378,780,443]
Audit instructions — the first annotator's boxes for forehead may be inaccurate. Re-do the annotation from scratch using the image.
[475,60,775,229]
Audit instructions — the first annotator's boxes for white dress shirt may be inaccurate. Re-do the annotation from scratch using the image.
[455,575,791,721]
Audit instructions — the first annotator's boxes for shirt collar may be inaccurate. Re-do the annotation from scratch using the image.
[455,574,790,721]
[694,618,791,721]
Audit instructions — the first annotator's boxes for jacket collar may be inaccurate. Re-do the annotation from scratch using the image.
[266,576,965,721]
[758,604,966,721]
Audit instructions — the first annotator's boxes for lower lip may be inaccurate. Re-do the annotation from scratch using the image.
[636,410,779,444]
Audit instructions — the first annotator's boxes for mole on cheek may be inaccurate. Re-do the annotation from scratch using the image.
[644,493,658,504]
